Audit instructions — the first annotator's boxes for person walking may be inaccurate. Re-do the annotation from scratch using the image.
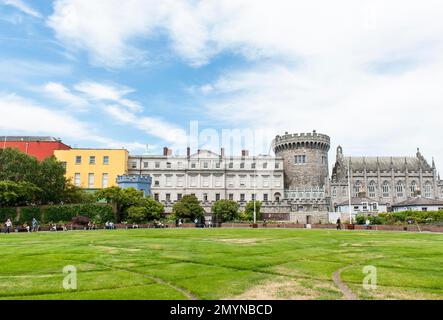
[5,219,12,234]
[365,218,370,230]
[32,218,39,232]
[336,218,342,230]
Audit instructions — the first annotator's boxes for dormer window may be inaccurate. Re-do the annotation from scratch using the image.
[362,202,368,211]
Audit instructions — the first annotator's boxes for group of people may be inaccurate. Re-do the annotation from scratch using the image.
[3,218,40,233]
[104,221,115,230]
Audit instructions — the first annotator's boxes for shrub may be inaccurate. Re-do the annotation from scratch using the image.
[356,215,365,225]
[0,207,17,222]
[127,206,148,223]
[19,207,42,224]
[212,200,240,222]
[43,204,114,223]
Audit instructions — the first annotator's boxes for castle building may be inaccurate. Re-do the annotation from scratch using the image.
[330,146,443,212]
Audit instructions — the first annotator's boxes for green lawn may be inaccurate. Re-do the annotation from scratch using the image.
[0,228,442,300]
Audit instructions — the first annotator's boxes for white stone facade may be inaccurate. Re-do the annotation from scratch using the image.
[128,149,285,205]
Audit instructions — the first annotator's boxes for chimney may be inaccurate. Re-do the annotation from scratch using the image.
[167,148,172,156]
[187,147,191,158]
[220,148,225,158]
[241,149,249,157]
[163,147,169,156]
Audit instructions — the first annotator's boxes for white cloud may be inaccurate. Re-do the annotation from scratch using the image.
[0,93,147,153]
[2,0,42,18]
[43,82,89,111]
[74,81,142,112]
[105,105,188,149]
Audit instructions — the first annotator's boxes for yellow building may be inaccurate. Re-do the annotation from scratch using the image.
[54,149,128,190]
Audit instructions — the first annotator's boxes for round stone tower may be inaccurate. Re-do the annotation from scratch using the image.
[272,131,331,189]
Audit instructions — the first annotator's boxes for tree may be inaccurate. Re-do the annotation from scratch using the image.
[244,200,262,221]
[138,197,164,221]
[0,148,39,182]
[34,156,67,204]
[127,206,148,223]
[96,186,145,222]
[172,195,205,222]
[211,200,239,222]
[0,181,41,207]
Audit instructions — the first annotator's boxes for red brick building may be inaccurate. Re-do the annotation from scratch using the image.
[0,136,71,161]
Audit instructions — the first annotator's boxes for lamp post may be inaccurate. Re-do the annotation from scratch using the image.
[253,156,257,224]
[348,158,353,224]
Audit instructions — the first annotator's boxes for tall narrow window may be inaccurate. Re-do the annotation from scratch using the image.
[396,181,404,198]
[74,173,80,186]
[382,182,390,197]
[88,173,94,188]
[75,156,82,164]
[103,156,109,165]
[89,156,96,165]
[368,181,376,198]
[102,173,108,188]
[424,182,432,198]
[410,181,417,196]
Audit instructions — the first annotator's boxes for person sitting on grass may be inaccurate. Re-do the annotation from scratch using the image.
[23,223,30,233]
[50,223,57,231]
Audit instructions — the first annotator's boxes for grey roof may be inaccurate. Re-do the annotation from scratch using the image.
[0,136,61,142]
[345,156,432,172]
[336,197,387,206]
[392,197,443,207]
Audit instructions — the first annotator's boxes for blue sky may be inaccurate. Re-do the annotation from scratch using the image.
[1,0,443,169]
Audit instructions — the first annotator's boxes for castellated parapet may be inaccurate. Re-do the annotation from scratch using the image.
[272,131,331,189]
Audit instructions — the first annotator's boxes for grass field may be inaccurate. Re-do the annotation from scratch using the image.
[0,228,442,300]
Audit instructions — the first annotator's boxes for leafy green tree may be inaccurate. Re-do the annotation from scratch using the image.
[244,200,262,221]
[62,182,96,204]
[96,186,145,222]
[138,197,164,220]
[172,194,205,222]
[0,148,39,182]
[34,156,68,203]
[211,199,239,222]
[0,181,41,207]
[127,206,148,223]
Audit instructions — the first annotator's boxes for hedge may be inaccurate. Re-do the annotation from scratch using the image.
[357,210,443,225]
[0,207,17,223]
[1,204,114,225]
[19,207,41,224]
[42,204,114,224]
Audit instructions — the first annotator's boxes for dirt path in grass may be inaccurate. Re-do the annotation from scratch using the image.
[332,266,358,300]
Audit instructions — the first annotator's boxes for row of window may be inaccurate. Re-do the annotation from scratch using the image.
[74,173,109,188]
[75,156,109,165]
[130,161,280,170]
[153,192,274,203]
[151,174,282,188]
[332,181,434,198]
